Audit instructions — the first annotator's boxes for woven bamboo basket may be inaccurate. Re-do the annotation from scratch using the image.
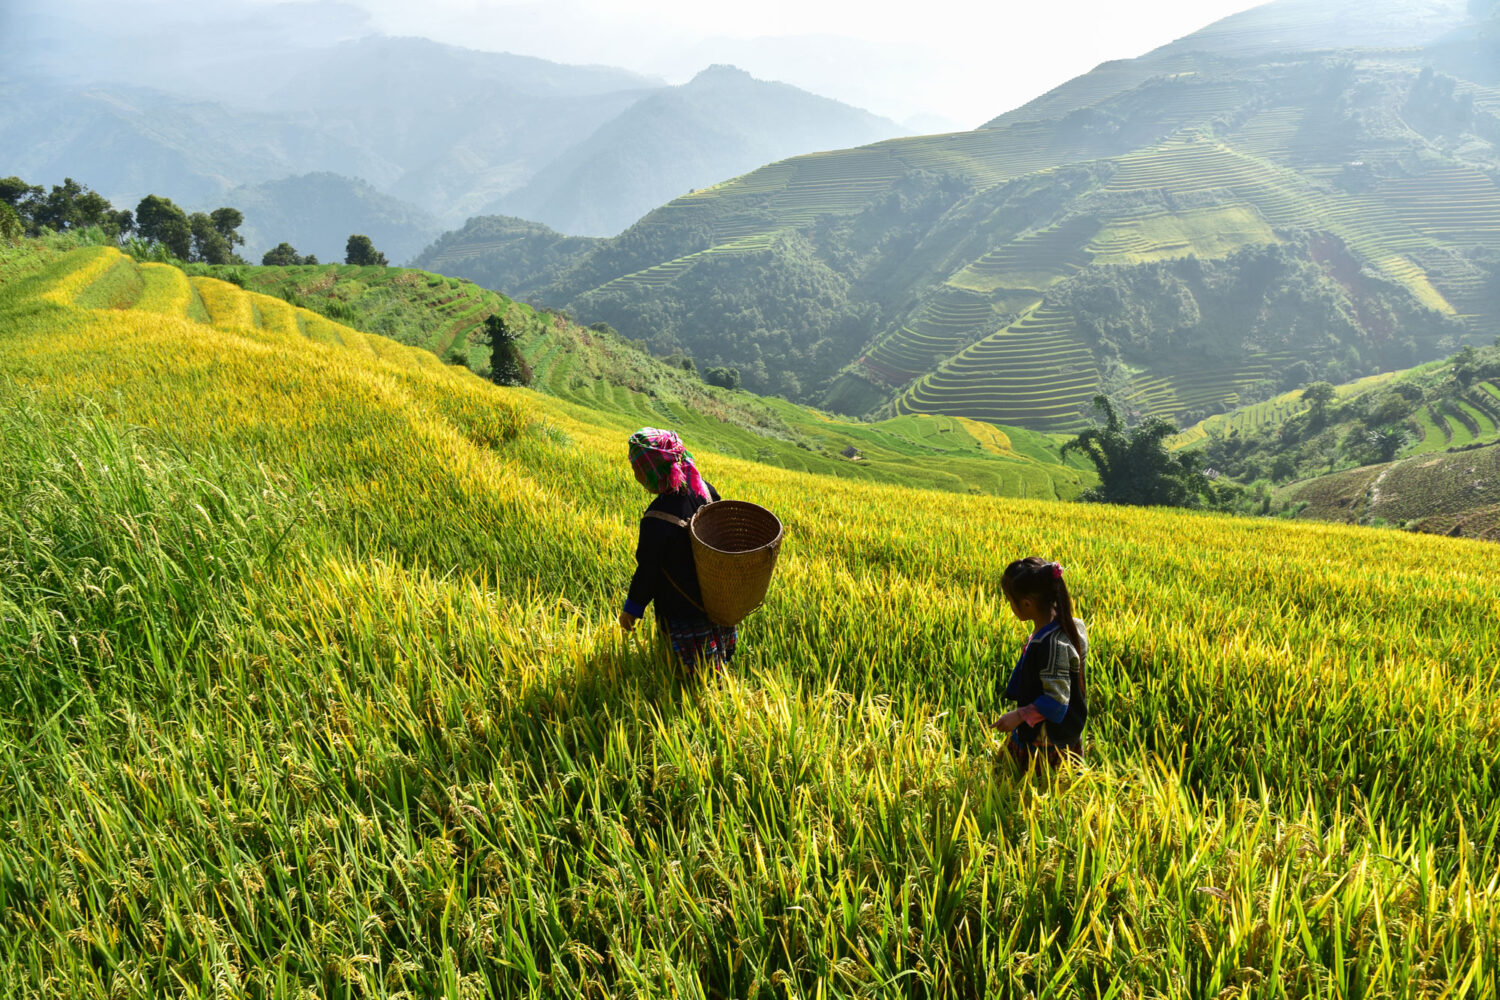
[689,500,783,627]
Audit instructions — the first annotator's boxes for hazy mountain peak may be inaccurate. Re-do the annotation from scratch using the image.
[690,64,756,84]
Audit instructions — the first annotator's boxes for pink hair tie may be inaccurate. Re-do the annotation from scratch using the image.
[1052,562,1064,579]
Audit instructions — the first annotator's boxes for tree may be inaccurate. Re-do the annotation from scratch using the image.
[209,207,245,250]
[135,195,192,259]
[477,313,530,387]
[1452,345,1480,389]
[1367,426,1409,462]
[262,242,304,266]
[1302,381,1337,427]
[0,176,40,210]
[0,203,21,243]
[1062,395,1214,507]
[189,212,234,264]
[107,209,134,239]
[0,177,43,233]
[345,234,387,266]
[30,178,89,233]
[704,366,741,389]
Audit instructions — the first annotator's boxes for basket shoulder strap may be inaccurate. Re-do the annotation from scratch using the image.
[642,511,712,618]
[644,510,690,529]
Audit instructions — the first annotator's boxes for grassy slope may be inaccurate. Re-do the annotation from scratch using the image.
[217,259,1095,501]
[3,240,1499,995]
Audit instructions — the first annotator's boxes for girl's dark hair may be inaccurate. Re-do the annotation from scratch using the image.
[1001,556,1087,695]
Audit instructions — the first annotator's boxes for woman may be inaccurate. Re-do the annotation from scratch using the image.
[618,428,737,672]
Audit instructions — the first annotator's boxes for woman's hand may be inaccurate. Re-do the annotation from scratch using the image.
[618,611,637,632]
[993,706,1046,732]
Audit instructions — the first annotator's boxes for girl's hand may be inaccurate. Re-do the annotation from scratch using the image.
[619,611,637,632]
[992,711,1020,733]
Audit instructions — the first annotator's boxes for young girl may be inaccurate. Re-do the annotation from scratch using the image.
[617,428,737,672]
[993,557,1089,769]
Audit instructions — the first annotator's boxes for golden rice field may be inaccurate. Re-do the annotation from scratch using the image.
[2,243,1499,998]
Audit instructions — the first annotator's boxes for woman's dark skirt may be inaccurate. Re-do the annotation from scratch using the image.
[658,615,737,671]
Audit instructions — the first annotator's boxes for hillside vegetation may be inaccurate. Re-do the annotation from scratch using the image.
[419,0,1500,430]
[210,256,1093,500]
[3,238,1499,995]
[1163,340,1500,536]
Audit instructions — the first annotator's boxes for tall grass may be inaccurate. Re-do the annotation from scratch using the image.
[1,244,1497,997]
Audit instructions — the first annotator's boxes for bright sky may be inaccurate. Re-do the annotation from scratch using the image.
[288,0,1270,129]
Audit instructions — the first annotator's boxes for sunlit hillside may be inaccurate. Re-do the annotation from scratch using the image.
[2,241,1498,995]
[210,257,1095,500]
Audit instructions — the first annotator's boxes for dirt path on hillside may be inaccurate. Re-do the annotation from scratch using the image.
[1364,463,1395,519]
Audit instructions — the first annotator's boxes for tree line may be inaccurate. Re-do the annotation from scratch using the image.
[1,174,393,268]
[1,175,246,264]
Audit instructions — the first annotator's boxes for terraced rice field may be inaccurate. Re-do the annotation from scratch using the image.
[1376,167,1500,245]
[890,123,1112,190]
[1224,106,1308,161]
[1095,131,1493,313]
[1086,204,1278,264]
[896,306,1100,431]
[424,238,511,268]
[592,231,790,295]
[1400,385,1500,456]
[858,290,997,386]
[6,241,1500,997]
[1126,355,1290,424]
[950,215,1101,293]
[1109,77,1256,133]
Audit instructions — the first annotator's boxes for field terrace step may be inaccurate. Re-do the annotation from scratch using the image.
[1125,359,1286,422]
[191,277,254,329]
[894,306,1101,431]
[71,253,145,311]
[953,217,1101,290]
[1376,169,1500,244]
[860,290,998,385]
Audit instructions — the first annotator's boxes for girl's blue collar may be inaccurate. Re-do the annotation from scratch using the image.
[1030,620,1060,641]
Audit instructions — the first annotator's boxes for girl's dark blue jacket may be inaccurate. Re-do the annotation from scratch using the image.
[1005,619,1089,746]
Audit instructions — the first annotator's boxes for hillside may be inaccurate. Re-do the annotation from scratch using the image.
[3,235,1498,994]
[420,0,1500,430]
[1280,440,1500,538]
[1162,341,1500,536]
[209,255,1094,500]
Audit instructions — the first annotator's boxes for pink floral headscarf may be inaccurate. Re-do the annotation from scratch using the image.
[627,428,710,501]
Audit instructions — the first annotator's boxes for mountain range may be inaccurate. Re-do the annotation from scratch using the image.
[416,0,1500,430]
[0,35,907,261]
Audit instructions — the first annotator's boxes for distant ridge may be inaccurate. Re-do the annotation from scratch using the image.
[1,34,906,245]
[226,173,441,265]
[488,65,907,236]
